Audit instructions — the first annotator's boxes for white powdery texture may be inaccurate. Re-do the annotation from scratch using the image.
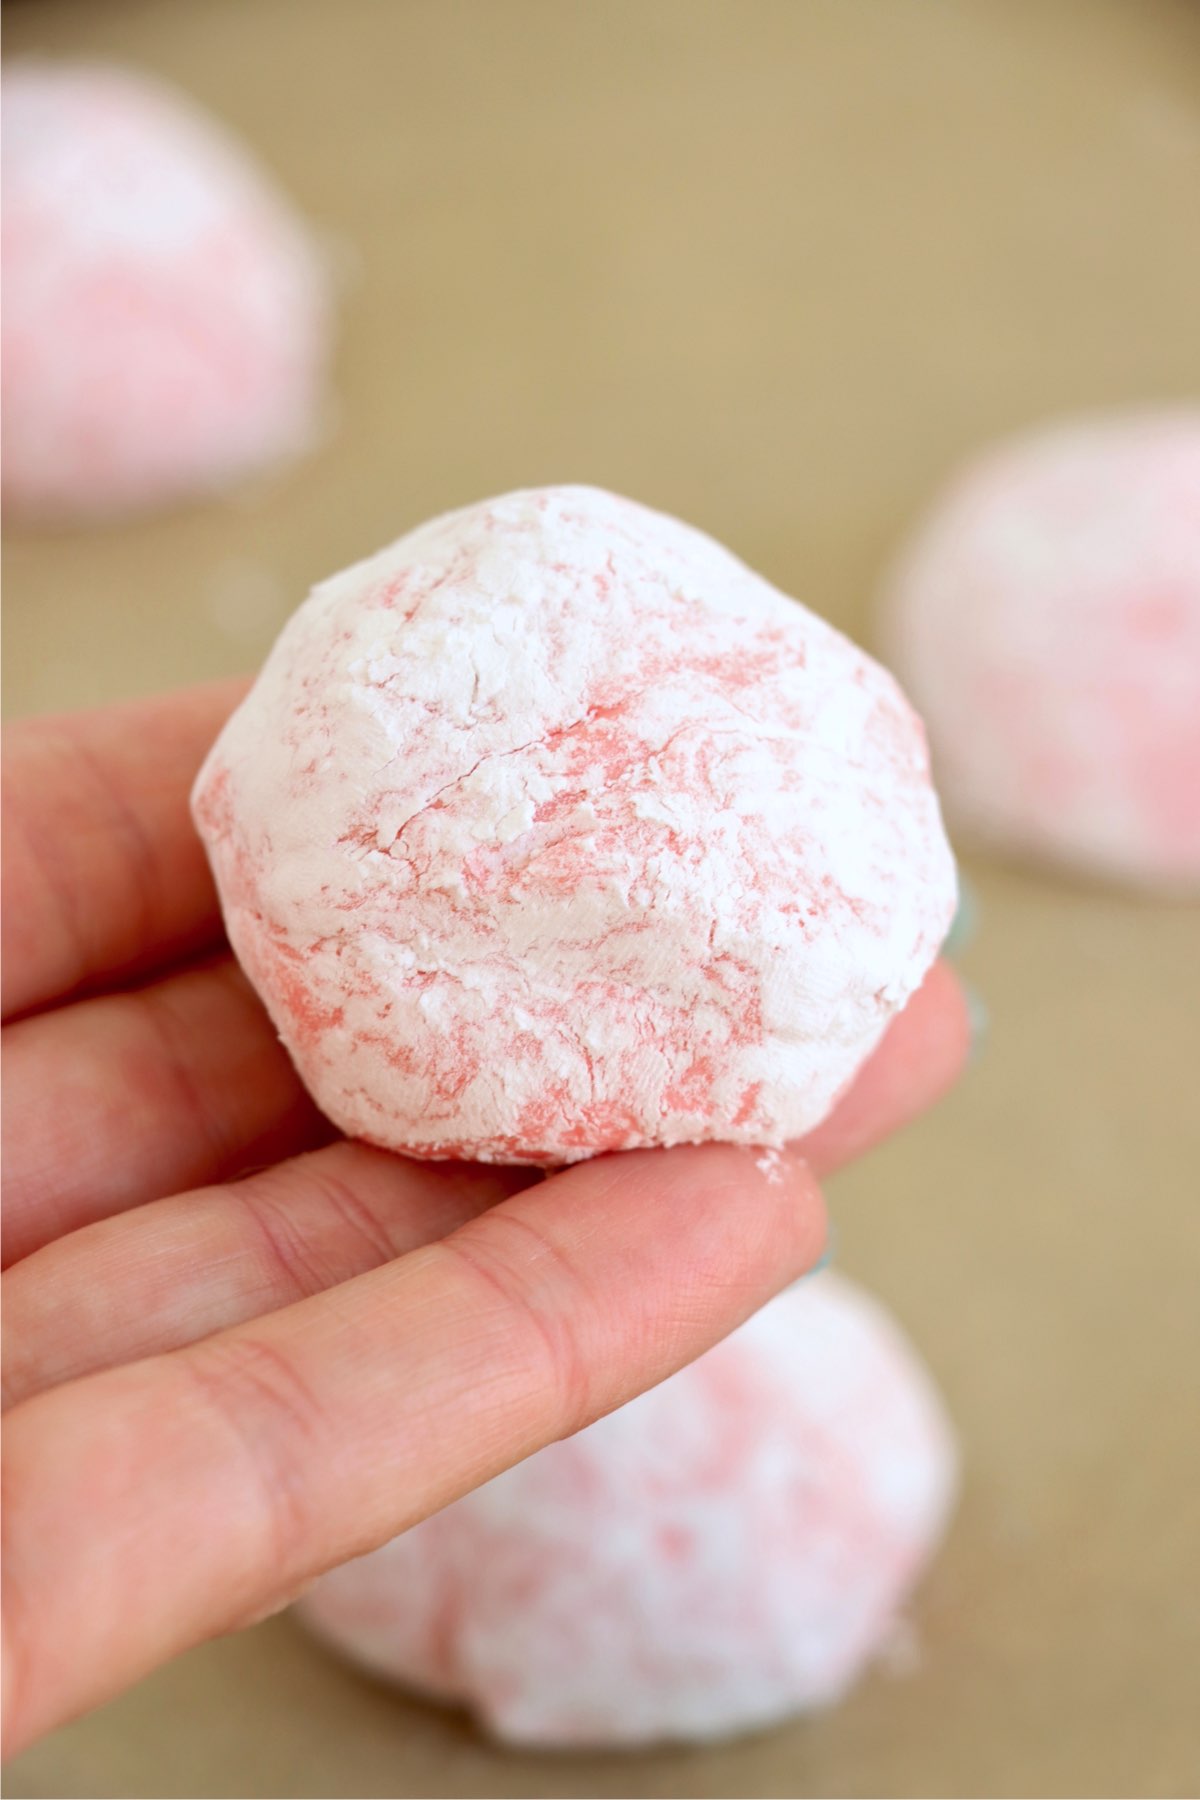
[297,1272,959,1748]
[2,61,331,519]
[194,486,955,1163]
[881,410,1200,892]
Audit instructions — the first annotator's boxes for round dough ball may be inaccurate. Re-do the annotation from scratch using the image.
[1,61,332,520]
[194,487,954,1163]
[881,411,1200,891]
[297,1272,959,1748]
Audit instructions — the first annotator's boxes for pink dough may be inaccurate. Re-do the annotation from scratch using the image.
[297,1272,959,1748]
[193,486,955,1164]
[1,62,331,519]
[881,411,1200,891]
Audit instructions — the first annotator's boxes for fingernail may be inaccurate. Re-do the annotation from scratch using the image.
[963,981,989,1061]
[943,873,979,957]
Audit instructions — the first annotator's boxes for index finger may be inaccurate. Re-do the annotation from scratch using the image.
[0,1140,824,1752]
[2,680,246,1020]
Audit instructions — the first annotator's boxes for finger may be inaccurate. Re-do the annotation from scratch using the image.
[0,960,965,1384]
[2,1143,535,1407]
[2,679,246,1021]
[798,959,970,1176]
[1,957,329,1269]
[2,959,967,1383]
[1,1142,824,1753]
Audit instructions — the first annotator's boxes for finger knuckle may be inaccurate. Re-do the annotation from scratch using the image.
[184,1334,327,1589]
[234,1181,335,1302]
[440,1212,594,1437]
[235,1163,396,1303]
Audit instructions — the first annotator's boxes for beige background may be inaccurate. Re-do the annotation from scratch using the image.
[4,1,1200,1794]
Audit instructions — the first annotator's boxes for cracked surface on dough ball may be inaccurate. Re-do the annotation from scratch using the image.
[194,486,955,1163]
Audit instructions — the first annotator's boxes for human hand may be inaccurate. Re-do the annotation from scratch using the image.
[1,682,969,1754]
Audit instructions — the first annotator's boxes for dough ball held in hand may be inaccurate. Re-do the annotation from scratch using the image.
[297,1272,959,1748]
[193,486,955,1163]
[880,411,1200,892]
[1,62,333,521]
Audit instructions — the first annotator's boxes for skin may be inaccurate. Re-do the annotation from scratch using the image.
[0,681,969,1756]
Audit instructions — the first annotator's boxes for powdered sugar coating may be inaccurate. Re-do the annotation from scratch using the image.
[881,411,1200,891]
[1,62,331,519]
[194,486,955,1163]
[297,1272,958,1747]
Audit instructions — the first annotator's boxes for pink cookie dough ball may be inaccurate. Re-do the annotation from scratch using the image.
[1,61,332,520]
[297,1272,959,1748]
[193,486,955,1164]
[881,411,1200,891]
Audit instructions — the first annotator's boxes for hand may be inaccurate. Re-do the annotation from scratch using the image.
[1,682,969,1754]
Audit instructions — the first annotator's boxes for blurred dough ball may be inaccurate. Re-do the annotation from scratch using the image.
[297,1273,958,1748]
[881,412,1200,891]
[1,61,333,521]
